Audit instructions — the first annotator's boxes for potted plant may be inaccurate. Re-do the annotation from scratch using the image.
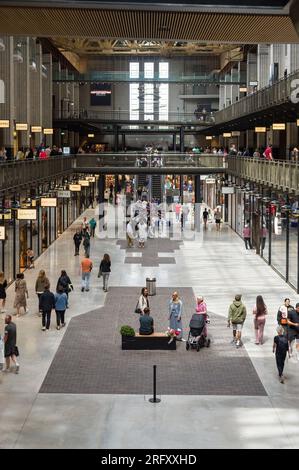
[120,325,136,349]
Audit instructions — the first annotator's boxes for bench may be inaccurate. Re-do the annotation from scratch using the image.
[121,332,176,350]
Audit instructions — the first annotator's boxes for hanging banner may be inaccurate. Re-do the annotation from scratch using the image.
[69,184,81,192]
[78,180,90,187]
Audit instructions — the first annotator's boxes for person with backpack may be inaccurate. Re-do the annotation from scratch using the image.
[273,326,290,383]
[54,285,68,330]
[277,298,293,336]
[228,294,247,348]
[83,234,91,257]
[56,270,73,299]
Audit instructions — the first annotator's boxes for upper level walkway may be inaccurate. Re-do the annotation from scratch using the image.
[0,154,298,194]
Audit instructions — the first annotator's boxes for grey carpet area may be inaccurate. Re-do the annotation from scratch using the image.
[116,238,183,266]
[40,287,267,396]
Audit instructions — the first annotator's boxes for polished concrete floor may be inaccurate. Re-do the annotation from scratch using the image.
[1,200,299,449]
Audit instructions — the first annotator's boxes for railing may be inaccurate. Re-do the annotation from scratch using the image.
[0,156,75,191]
[75,153,226,169]
[56,110,216,124]
[215,69,299,124]
[227,157,299,193]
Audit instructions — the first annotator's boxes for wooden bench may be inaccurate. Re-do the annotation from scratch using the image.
[121,332,176,350]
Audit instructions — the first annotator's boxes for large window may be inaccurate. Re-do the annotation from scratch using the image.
[144,83,154,120]
[129,62,139,124]
[159,62,169,122]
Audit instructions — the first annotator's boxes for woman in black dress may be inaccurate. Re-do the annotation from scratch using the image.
[0,271,8,313]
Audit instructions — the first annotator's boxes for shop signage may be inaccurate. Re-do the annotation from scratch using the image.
[88,134,95,138]
[239,87,247,92]
[205,178,216,184]
[41,197,57,207]
[200,175,208,180]
[222,187,235,194]
[16,123,28,131]
[17,208,37,220]
[0,226,5,240]
[297,119,299,127]
[69,184,81,192]
[0,120,9,128]
[272,123,285,130]
[44,128,53,134]
[223,133,231,137]
[31,126,42,133]
[57,190,71,198]
[205,136,212,140]
[0,210,11,220]
[250,81,258,86]
[78,180,90,187]
[86,176,96,182]
[231,131,240,136]
[255,127,266,133]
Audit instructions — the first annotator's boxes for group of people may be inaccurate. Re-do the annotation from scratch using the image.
[73,216,97,257]
[242,222,267,250]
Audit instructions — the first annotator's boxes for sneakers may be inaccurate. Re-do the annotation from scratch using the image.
[236,340,241,348]
[1,309,6,313]
[15,365,20,374]
[230,339,236,345]
[42,326,46,331]
[81,287,85,292]
[85,288,90,292]
[61,323,66,328]
[56,326,60,330]
[279,375,284,383]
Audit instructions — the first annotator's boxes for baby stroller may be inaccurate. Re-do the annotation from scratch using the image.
[186,313,210,352]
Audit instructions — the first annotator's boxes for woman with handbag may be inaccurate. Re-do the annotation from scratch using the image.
[35,270,49,315]
[135,287,149,314]
[99,254,111,293]
[253,295,268,345]
[56,270,73,300]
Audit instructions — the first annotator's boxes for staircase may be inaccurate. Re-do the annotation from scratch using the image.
[136,174,147,191]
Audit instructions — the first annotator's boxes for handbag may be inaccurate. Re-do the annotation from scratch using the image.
[97,268,102,278]
[14,346,19,357]
[134,300,142,314]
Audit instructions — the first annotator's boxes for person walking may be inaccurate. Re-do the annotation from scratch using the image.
[253,295,268,345]
[138,220,147,248]
[139,307,154,335]
[243,223,252,249]
[54,285,68,330]
[39,283,55,331]
[214,209,222,231]
[136,287,149,314]
[83,234,91,257]
[196,296,208,336]
[56,270,73,300]
[126,220,135,248]
[89,217,97,237]
[263,144,273,161]
[99,253,111,292]
[261,224,267,250]
[73,229,82,256]
[273,326,290,383]
[277,298,293,336]
[3,315,19,373]
[13,273,28,317]
[175,202,181,222]
[168,291,183,340]
[287,303,299,360]
[203,208,209,229]
[81,254,93,292]
[35,270,49,316]
[228,294,247,348]
[0,271,8,313]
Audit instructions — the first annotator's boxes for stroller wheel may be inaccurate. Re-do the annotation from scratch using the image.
[196,343,200,352]
[186,342,190,351]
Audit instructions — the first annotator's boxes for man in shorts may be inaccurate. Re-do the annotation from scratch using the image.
[228,294,247,348]
[287,302,299,360]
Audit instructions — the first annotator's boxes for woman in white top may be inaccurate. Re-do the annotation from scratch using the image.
[137,287,149,314]
[138,220,147,248]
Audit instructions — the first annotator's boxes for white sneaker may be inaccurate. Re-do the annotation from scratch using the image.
[1,309,6,313]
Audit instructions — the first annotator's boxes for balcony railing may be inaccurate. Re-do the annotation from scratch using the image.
[215,68,299,124]
[0,156,75,191]
[227,157,299,193]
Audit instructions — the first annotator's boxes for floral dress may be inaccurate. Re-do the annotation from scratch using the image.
[13,279,28,309]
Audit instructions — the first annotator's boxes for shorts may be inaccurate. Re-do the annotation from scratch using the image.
[232,323,243,331]
[215,219,221,224]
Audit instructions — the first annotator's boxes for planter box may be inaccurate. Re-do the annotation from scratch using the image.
[121,333,176,350]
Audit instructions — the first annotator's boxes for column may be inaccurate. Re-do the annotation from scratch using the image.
[98,174,105,231]
[257,44,270,89]
[194,175,201,232]
[0,37,14,157]
[179,126,184,153]
[42,52,53,147]
[172,134,176,152]
[114,125,119,152]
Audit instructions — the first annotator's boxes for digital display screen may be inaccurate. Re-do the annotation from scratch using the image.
[90,83,112,106]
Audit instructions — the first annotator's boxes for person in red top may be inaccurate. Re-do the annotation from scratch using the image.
[263,145,273,161]
[39,149,47,159]
[80,255,93,292]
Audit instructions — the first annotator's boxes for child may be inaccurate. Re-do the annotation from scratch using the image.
[273,326,290,383]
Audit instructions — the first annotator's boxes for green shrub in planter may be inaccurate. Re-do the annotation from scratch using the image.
[120,325,135,337]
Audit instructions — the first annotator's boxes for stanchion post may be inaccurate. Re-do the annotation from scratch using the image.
[149,365,161,403]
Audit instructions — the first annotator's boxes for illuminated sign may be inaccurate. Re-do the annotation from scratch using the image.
[205,178,216,184]
[78,180,90,187]
[17,209,37,220]
[255,127,266,133]
[41,198,57,207]
[0,120,9,128]
[86,176,96,182]
[88,134,95,138]
[272,123,285,130]
[232,131,240,136]
[222,187,235,194]
[205,136,212,140]
[57,190,71,198]
[44,128,53,134]
[223,133,232,137]
[31,126,42,132]
[16,123,28,131]
[0,227,5,240]
[69,184,81,191]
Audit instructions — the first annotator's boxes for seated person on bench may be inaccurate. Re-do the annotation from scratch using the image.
[139,307,154,335]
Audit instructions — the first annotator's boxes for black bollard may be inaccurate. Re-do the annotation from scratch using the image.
[149,365,161,403]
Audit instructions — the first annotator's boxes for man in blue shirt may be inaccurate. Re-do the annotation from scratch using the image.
[139,308,154,335]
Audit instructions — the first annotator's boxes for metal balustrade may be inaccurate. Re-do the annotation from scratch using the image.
[0,154,298,193]
[215,69,299,124]
[227,157,299,194]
